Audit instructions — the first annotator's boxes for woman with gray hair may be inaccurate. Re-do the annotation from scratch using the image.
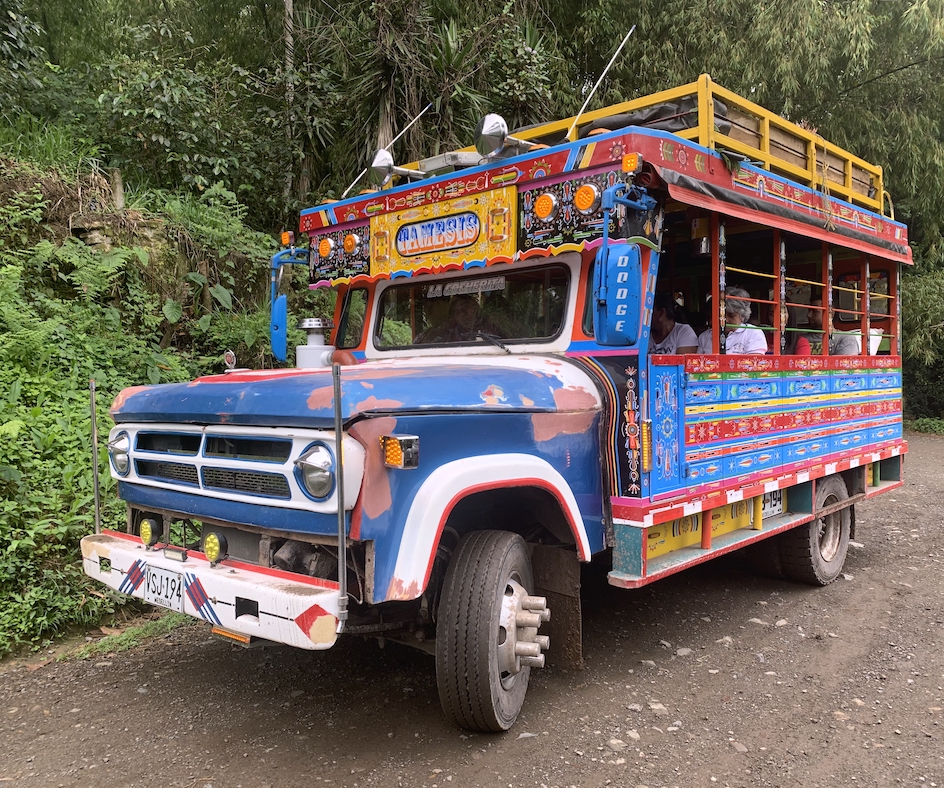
[723,286,767,354]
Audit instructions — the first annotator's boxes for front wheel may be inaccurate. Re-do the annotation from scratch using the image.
[435,531,550,731]
[778,475,851,585]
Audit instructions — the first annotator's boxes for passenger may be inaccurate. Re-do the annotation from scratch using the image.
[723,286,767,354]
[696,296,714,354]
[416,294,500,343]
[783,309,811,355]
[650,292,697,354]
[807,297,858,355]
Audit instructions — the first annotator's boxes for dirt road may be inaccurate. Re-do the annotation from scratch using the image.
[2,432,942,788]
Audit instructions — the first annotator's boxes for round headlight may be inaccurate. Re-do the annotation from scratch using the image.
[295,445,334,499]
[139,517,161,547]
[203,532,228,564]
[108,431,131,476]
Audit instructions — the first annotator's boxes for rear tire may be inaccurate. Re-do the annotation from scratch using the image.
[435,531,535,732]
[778,475,851,585]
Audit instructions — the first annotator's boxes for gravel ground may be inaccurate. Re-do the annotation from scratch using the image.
[1,432,942,788]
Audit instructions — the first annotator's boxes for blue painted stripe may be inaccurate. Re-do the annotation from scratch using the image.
[118,481,340,536]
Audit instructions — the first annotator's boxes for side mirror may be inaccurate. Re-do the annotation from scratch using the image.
[368,149,426,188]
[593,242,642,346]
[270,294,288,362]
[474,114,510,157]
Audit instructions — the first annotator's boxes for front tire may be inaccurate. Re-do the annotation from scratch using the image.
[435,531,542,731]
[778,475,851,585]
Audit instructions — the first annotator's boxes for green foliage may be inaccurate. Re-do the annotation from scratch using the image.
[0,115,102,171]
[909,417,944,436]
[0,0,45,120]
[0,169,200,656]
[95,53,269,192]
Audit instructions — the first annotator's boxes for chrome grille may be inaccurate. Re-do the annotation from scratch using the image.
[203,468,291,499]
[204,436,292,462]
[136,460,199,485]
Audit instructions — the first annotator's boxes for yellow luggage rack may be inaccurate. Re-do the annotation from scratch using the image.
[485,74,887,217]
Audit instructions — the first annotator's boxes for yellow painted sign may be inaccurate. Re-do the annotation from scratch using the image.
[370,186,517,276]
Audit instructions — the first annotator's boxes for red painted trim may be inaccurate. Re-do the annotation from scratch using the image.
[683,354,902,373]
[667,184,911,265]
[100,529,339,590]
[610,441,907,524]
[418,477,589,595]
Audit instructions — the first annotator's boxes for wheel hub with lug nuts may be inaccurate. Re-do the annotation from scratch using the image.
[497,579,550,685]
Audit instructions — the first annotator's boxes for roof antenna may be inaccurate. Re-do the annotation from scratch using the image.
[565,25,637,142]
[341,102,433,199]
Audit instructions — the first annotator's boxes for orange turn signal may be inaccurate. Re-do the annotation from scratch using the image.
[574,183,601,215]
[534,193,558,221]
[379,435,419,469]
[280,231,295,247]
[318,237,335,258]
[622,153,643,174]
[343,233,361,254]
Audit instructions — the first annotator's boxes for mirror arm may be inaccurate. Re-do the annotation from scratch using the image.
[270,247,311,307]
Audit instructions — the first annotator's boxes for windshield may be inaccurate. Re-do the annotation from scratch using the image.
[374,265,569,348]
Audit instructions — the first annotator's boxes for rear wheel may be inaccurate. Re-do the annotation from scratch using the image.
[435,530,549,731]
[778,475,851,585]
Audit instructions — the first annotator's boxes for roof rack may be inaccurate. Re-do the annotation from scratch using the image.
[412,74,888,216]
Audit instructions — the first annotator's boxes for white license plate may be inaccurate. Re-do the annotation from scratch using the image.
[762,490,784,518]
[144,566,184,612]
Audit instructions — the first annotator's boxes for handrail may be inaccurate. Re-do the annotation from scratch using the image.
[415,74,889,216]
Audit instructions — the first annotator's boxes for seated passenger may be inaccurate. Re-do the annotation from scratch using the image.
[416,294,501,343]
[696,296,714,354]
[649,292,697,354]
[723,287,767,354]
[807,297,858,355]
[783,309,811,355]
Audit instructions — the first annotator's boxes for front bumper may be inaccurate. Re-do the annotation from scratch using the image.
[81,531,340,650]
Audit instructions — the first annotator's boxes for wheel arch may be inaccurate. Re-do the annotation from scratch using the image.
[385,454,591,602]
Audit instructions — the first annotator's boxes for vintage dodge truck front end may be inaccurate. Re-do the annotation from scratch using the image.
[82,342,605,728]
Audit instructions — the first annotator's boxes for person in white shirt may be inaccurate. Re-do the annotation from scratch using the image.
[697,326,713,354]
[649,292,698,354]
[723,286,767,354]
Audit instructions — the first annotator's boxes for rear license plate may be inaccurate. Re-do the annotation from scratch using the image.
[761,489,784,518]
[144,566,184,612]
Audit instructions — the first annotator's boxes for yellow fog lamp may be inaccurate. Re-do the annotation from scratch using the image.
[318,237,335,258]
[380,435,419,470]
[203,532,229,565]
[533,193,559,222]
[139,517,161,548]
[621,152,643,175]
[574,183,601,215]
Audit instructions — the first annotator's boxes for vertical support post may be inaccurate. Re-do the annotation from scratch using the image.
[893,263,901,356]
[332,363,348,633]
[863,256,871,354]
[774,230,784,354]
[700,508,712,549]
[697,74,714,150]
[714,216,726,354]
[90,379,101,535]
[752,495,763,530]
[825,248,834,354]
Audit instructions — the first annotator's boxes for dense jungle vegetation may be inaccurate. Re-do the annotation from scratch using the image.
[2,0,944,654]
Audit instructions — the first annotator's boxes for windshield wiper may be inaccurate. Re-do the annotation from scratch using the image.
[474,331,512,354]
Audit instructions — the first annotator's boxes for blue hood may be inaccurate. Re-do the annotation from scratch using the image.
[110,358,600,428]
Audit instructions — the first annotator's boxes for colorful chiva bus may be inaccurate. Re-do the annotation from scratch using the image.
[84,75,909,732]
